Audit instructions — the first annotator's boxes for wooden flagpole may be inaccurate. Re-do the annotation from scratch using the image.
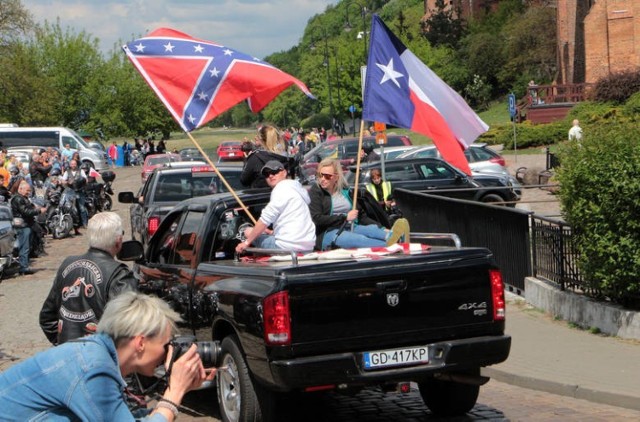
[351,119,366,210]
[185,131,257,225]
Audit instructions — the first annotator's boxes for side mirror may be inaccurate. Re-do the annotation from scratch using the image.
[118,191,135,203]
[455,174,468,184]
[118,240,144,261]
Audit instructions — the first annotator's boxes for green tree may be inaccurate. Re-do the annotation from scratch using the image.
[27,20,103,127]
[498,6,556,93]
[420,0,466,48]
[0,0,32,47]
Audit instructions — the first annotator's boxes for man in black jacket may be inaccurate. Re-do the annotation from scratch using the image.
[10,181,46,274]
[39,212,138,345]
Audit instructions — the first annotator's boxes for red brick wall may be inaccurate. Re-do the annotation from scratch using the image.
[558,0,639,84]
[584,0,639,83]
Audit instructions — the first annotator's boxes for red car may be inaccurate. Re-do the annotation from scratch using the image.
[141,153,181,182]
[216,140,244,162]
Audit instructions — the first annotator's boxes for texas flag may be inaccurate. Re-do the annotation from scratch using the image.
[123,28,315,132]
[362,15,489,175]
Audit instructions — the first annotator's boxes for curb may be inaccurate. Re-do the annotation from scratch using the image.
[482,367,640,412]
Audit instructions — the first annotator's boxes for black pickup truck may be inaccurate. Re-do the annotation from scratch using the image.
[133,191,511,421]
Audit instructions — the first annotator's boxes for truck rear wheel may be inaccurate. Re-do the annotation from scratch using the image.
[418,370,480,416]
[217,335,274,422]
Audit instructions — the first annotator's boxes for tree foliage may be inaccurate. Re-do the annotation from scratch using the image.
[0,0,32,47]
[592,69,640,104]
[420,0,466,48]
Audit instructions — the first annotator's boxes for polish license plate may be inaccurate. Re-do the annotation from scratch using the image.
[363,346,429,370]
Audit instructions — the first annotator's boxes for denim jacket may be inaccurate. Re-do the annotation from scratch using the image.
[0,333,166,421]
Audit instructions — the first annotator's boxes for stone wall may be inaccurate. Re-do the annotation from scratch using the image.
[525,277,640,340]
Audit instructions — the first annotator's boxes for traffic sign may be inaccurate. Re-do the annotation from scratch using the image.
[508,93,517,117]
[349,105,356,114]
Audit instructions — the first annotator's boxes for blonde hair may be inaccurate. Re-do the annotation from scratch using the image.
[317,158,347,191]
[259,125,286,154]
[98,291,181,346]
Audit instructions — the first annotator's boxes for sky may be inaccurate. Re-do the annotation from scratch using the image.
[21,0,338,59]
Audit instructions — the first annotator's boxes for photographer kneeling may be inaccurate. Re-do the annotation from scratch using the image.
[0,291,216,421]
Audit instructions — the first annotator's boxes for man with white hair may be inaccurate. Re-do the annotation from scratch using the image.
[39,212,138,345]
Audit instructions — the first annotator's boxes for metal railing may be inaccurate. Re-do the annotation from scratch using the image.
[530,216,592,294]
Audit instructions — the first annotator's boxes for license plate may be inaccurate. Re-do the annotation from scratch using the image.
[363,346,429,370]
[229,152,235,156]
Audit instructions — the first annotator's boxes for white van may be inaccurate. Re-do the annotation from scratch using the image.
[0,127,108,170]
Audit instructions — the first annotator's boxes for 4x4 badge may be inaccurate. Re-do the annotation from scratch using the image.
[386,293,399,307]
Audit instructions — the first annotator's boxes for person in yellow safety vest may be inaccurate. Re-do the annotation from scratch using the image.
[365,168,394,213]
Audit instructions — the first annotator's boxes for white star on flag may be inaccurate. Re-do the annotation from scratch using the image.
[135,43,145,52]
[197,91,208,101]
[223,49,233,56]
[194,44,204,53]
[376,58,404,88]
[164,42,175,52]
[209,67,220,77]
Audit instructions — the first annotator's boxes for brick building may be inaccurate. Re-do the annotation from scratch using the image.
[558,0,640,84]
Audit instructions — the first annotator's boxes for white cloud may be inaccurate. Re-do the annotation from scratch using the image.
[21,0,337,58]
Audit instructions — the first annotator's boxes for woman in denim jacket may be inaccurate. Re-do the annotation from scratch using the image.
[0,292,216,421]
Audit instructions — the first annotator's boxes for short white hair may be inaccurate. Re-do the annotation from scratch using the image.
[88,212,123,251]
[98,291,180,346]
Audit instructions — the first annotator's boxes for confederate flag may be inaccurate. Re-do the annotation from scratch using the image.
[123,28,315,132]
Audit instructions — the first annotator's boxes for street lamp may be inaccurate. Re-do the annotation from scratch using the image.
[333,47,344,137]
[344,1,368,64]
[311,27,335,133]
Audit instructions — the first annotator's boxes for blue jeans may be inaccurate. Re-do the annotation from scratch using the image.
[322,224,387,250]
[15,227,31,271]
[76,191,88,226]
[253,234,277,249]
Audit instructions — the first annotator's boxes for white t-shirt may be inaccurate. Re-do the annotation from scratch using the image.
[568,125,582,141]
[259,179,316,251]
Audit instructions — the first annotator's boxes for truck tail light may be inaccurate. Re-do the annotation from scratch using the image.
[489,269,506,321]
[147,216,161,237]
[263,291,291,345]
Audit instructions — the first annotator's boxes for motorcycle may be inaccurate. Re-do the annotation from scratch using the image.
[44,187,77,239]
[99,170,115,212]
[85,171,114,218]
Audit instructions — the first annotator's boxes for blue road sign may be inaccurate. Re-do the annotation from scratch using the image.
[349,105,356,114]
[508,93,516,117]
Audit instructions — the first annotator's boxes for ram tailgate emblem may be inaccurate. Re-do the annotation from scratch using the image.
[386,293,399,307]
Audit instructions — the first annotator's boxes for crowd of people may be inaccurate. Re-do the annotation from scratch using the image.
[0,146,102,275]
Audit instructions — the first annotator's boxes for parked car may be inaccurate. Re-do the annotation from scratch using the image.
[178,147,206,162]
[397,143,507,174]
[301,135,412,178]
[141,153,181,183]
[119,161,244,250]
[347,157,521,206]
[216,140,244,162]
[373,145,418,161]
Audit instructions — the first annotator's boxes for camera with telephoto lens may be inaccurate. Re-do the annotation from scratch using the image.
[168,335,221,368]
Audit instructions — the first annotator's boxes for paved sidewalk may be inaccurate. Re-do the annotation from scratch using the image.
[484,294,640,411]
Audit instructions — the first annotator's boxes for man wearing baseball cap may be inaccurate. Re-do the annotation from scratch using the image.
[236,160,315,253]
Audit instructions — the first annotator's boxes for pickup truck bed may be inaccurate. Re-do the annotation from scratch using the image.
[134,192,511,421]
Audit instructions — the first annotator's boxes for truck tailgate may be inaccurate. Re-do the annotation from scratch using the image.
[285,248,502,356]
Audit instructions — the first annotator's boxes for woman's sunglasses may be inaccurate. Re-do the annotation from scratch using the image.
[320,173,335,180]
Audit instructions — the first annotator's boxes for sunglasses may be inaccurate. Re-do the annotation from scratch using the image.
[262,168,282,177]
[320,173,335,180]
